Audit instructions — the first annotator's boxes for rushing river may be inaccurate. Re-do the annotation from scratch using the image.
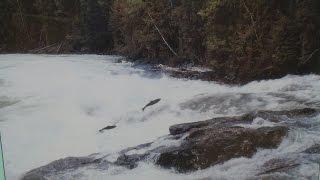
[0,54,320,180]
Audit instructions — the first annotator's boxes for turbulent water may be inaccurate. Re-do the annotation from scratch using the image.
[0,54,320,180]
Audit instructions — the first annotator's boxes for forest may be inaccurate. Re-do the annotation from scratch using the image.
[1,0,319,83]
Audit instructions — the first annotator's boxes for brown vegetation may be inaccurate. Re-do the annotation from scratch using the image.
[1,0,319,83]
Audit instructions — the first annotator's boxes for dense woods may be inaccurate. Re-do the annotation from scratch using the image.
[1,0,319,83]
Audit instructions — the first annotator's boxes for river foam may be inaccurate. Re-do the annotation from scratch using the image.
[0,54,319,179]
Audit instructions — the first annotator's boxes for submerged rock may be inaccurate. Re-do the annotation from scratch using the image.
[258,157,300,176]
[114,154,147,169]
[22,174,47,180]
[22,157,103,180]
[254,108,319,123]
[303,144,320,154]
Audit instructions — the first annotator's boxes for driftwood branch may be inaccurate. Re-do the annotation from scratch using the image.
[147,12,178,57]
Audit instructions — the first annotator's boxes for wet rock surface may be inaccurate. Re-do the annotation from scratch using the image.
[303,144,320,154]
[22,143,153,180]
[156,120,288,172]
[22,108,320,179]
[255,153,320,179]
[22,157,103,180]
[258,157,301,176]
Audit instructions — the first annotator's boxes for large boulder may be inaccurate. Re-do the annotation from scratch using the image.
[155,108,318,172]
[156,120,287,172]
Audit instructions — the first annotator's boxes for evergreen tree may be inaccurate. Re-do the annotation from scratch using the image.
[0,0,11,48]
[79,0,112,52]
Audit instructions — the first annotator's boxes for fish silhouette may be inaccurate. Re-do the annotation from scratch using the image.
[142,98,161,111]
[99,125,117,133]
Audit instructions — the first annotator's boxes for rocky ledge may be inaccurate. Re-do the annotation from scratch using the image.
[22,108,319,179]
[156,119,287,172]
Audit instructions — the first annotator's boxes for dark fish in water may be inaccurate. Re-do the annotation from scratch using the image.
[99,125,117,133]
[142,98,161,111]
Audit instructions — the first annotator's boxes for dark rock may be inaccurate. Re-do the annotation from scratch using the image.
[165,69,220,83]
[255,126,288,148]
[157,125,288,172]
[258,157,300,175]
[22,174,47,180]
[304,144,320,154]
[169,115,254,135]
[158,109,320,172]
[22,157,102,180]
[114,154,147,169]
[119,142,152,154]
[255,108,319,122]
[257,153,320,178]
